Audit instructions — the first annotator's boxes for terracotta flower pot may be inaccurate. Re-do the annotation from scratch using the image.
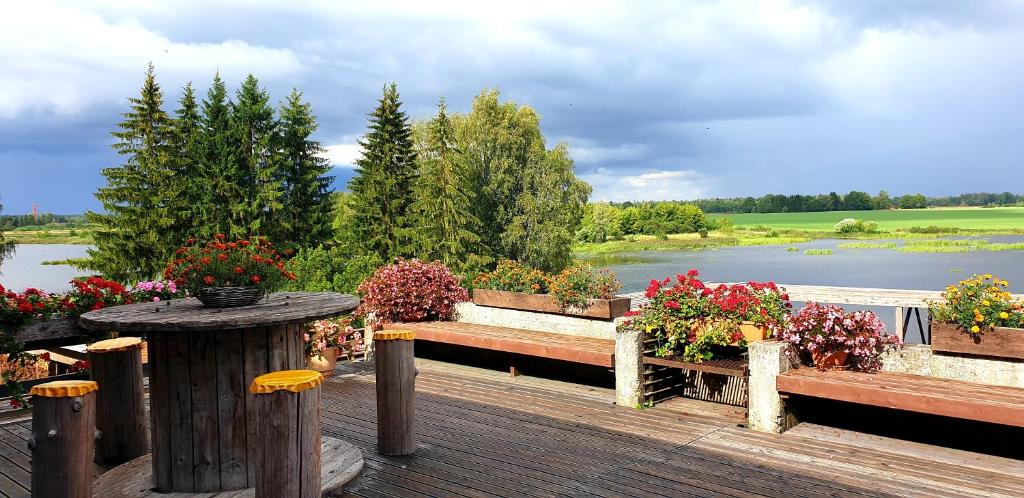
[306,347,338,376]
[737,321,769,343]
[811,349,849,371]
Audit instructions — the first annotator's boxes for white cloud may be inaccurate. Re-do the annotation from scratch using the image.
[0,1,302,118]
[570,142,648,165]
[584,168,713,203]
[322,142,362,168]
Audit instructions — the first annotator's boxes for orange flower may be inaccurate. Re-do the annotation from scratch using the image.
[250,274,262,284]
[234,266,244,274]
[217,253,228,262]
[200,257,212,265]
[203,275,215,285]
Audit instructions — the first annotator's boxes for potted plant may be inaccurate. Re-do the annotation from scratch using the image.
[356,259,469,325]
[163,235,296,308]
[928,274,1024,359]
[472,260,629,319]
[702,281,791,342]
[782,302,900,371]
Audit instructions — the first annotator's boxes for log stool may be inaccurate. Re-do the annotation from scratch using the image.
[28,380,98,498]
[249,370,324,498]
[374,329,416,456]
[87,336,147,465]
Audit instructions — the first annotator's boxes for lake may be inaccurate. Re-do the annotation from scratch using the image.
[0,244,92,293]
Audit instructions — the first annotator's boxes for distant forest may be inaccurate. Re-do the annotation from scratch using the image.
[629,191,1024,214]
[0,214,88,230]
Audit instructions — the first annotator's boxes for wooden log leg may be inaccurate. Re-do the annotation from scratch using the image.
[374,331,416,456]
[87,337,147,465]
[252,370,323,498]
[29,381,98,498]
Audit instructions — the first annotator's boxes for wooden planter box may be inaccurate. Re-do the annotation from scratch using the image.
[472,289,630,319]
[931,321,1024,360]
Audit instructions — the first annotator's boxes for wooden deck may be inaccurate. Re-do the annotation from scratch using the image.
[1,359,1023,497]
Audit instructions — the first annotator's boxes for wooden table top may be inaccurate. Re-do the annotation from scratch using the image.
[79,292,359,333]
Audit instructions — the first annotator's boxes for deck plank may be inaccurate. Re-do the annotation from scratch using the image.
[2,359,1022,497]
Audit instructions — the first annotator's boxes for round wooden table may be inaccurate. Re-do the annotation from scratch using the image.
[80,292,358,493]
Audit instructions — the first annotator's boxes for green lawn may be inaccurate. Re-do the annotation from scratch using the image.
[711,207,1024,232]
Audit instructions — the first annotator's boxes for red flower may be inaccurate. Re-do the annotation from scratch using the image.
[250,274,262,284]
[40,352,51,362]
[215,233,226,240]
[664,300,680,310]
[240,240,251,247]
[234,266,244,274]
[200,256,212,265]
[203,275,215,285]
[217,253,228,262]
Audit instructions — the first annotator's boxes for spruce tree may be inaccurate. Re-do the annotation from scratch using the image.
[409,98,480,267]
[200,72,234,235]
[348,83,418,260]
[274,89,334,247]
[228,74,282,238]
[87,63,177,281]
[167,82,208,242]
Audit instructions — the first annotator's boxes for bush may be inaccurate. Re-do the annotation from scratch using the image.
[473,260,550,294]
[833,218,878,234]
[356,259,469,324]
[285,247,383,294]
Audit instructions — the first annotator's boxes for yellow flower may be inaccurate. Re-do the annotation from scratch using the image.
[983,274,992,279]
[1000,312,1009,319]
[982,300,990,306]
[970,325,980,333]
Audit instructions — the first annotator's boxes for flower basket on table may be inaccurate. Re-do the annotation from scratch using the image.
[472,260,629,318]
[163,235,296,308]
[617,269,792,363]
[782,302,900,371]
[928,274,1024,360]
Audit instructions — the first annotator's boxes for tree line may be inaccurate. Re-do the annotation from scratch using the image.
[0,214,87,230]
[336,87,590,273]
[87,64,334,281]
[686,190,1021,214]
[576,202,710,243]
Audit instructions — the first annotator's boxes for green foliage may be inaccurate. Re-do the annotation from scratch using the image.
[226,74,283,238]
[472,260,550,294]
[454,89,590,272]
[200,72,235,236]
[833,218,879,234]
[274,89,334,248]
[409,99,481,268]
[284,246,383,294]
[547,264,622,309]
[897,193,928,209]
[843,191,873,210]
[576,202,623,243]
[615,202,708,236]
[347,83,418,261]
[87,64,179,281]
[804,249,833,255]
[0,199,14,265]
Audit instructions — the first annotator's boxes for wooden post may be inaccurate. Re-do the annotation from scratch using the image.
[894,306,905,342]
[87,336,147,465]
[29,380,98,498]
[250,370,324,498]
[374,330,416,456]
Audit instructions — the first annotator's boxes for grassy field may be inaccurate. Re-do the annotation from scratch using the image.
[711,207,1024,232]
[2,228,94,244]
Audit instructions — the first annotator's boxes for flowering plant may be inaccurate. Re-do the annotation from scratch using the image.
[473,260,550,294]
[929,274,1024,334]
[59,276,133,317]
[1,285,57,333]
[163,235,296,294]
[356,259,469,324]
[781,302,900,372]
[129,280,184,303]
[305,316,364,359]
[618,269,791,360]
[547,264,622,309]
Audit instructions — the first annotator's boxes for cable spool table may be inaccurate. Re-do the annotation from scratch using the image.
[79,292,360,494]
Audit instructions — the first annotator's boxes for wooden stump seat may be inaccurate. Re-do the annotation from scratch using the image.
[383,322,615,368]
[777,369,1024,428]
[250,370,324,498]
[88,336,148,465]
[29,380,99,498]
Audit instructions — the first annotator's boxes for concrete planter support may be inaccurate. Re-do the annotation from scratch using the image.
[454,302,618,340]
[747,340,793,433]
[614,328,643,407]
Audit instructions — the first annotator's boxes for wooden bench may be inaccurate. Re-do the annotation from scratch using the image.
[382,322,615,370]
[777,368,1024,428]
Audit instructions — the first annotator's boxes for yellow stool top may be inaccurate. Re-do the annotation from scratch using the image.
[375,329,415,341]
[30,380,99,398]
[87,337,143,353]
[249,370,323,394]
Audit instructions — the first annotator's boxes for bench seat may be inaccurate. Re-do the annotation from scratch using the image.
[383,322,615,368]
[777,368,1024,428]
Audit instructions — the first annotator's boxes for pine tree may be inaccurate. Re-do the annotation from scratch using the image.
[409,98,480,267]
[166,82,208,242]
[86,63,177,281]
[348,83,418,260]
[200,72,235,236]
[228,74,282,238]
[274,89,334,247]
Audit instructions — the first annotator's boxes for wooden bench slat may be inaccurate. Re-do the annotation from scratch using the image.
[385,322,615,368]
[777,369,1024,428]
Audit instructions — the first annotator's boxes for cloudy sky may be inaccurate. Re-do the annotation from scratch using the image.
[2,0,1023,214]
